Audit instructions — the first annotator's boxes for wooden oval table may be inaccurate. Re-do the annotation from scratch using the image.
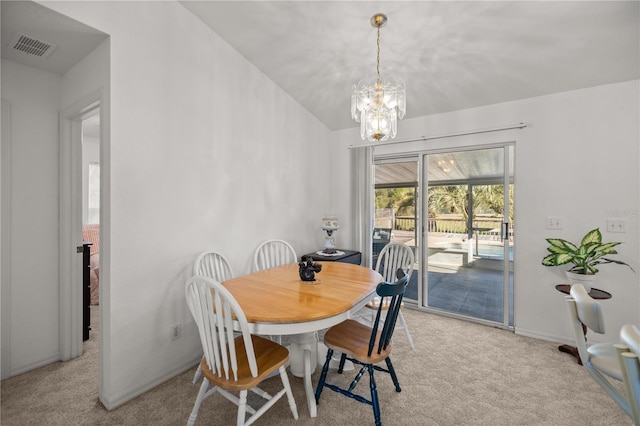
[222,262,383,417]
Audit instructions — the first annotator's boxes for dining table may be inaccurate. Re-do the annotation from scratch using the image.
[221,261,383,417]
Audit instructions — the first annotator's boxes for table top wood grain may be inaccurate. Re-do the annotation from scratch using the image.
[222,262,383,324]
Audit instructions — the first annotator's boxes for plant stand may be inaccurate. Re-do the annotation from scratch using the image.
[555,284,612,364]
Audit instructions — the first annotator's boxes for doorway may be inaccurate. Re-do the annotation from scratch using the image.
[59,93,103,361]
[81,112,100,336]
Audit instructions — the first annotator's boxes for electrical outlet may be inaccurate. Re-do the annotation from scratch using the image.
[546,217,562,230]
[607,219,626,233]
[170,323,182,341]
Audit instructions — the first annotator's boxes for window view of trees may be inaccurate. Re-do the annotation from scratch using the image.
[375,184,513,235]
[375,187,416,230]
[427,184,513,235]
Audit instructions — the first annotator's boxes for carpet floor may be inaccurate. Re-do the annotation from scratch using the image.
[0,305,631,425]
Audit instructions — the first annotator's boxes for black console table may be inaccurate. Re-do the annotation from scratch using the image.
[301,249,362,265]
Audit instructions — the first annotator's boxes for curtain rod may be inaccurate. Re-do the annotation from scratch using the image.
[347,122,527,149]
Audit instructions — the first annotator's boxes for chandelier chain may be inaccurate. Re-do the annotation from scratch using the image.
[376,26,381,80]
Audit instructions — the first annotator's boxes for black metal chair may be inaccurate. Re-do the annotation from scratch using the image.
[315,269,409,426]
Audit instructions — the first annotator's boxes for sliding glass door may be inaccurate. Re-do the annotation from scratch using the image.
[423,146,514,327]
[371,145,514,328]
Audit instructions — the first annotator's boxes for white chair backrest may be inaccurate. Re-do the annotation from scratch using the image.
[570,283,605,334]
[193,251,234,282]
[621,324,640,356]
[375,242,414,282]
[253,239,297,271]
[619,324,640,425]
[185,276,257,381]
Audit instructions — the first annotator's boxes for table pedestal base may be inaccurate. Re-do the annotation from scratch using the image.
[288,332,318,417]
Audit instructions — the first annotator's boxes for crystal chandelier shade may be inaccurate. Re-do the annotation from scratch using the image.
[351,13,406,142]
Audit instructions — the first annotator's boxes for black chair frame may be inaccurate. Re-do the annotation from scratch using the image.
[315,269,408,426]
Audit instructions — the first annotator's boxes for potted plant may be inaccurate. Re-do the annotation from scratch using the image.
[542,228,634,291]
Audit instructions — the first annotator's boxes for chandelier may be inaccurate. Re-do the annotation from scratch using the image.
[351,13,406,142]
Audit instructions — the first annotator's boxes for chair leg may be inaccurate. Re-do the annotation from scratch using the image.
[337,352,347,374]
[368,365,382,426]
[187,379,210,426]
[192,361,203,384]
[315,348,333,404]
[237,390,248,426]
[398,311,415,349]
[279,366,299,420]
[385,357,402,392]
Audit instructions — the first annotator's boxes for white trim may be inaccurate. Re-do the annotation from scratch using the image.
[1,99,12,379]
[515,327,574,345]
[99,356,200,410]
[7,353,61,378]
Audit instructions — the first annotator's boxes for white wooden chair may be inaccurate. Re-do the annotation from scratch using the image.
[185,276,298,426]
[616,324,640,425]
[191,251,235,384]
[194,251,234,282]
[566,284,633,418]
[362,242,415,349]
[252,239,297,272]
[252,240,297,344]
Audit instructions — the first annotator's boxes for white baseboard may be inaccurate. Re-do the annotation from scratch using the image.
[515,327,573,345]
[9,352,61,377]
[99,355,201,411]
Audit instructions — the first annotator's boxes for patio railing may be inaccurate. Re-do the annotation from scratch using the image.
[394,216,513,240]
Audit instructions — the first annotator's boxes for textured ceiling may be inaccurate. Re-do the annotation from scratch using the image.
[2,1,638,135]
[374,147,514,186]
[181,1,639,131]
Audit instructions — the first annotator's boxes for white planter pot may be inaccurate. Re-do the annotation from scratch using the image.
[565,271,596,293]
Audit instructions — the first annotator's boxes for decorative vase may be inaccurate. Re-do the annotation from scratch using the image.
[565,271,596,293]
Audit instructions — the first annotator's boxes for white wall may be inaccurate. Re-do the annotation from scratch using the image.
[1,59,62,375]
[3,0,331,408]
[331,80,640,345]
[82,132,99,225]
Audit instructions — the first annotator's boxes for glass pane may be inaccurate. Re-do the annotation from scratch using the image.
[425,147,513,326]
[373,161,419,301]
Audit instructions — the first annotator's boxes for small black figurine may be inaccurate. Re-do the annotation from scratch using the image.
[298,256,322,281]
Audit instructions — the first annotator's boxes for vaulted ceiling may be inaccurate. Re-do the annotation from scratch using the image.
[180,1,639,131]
[2,1,639,134]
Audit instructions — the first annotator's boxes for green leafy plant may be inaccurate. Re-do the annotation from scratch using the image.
[542,228,634,275]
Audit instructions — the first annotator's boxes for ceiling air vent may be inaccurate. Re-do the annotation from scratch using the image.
[9,32,57,58]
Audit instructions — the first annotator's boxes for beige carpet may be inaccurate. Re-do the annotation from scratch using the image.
[1,305,631,425]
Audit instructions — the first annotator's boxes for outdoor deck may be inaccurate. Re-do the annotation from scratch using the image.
[387,230,514,325]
